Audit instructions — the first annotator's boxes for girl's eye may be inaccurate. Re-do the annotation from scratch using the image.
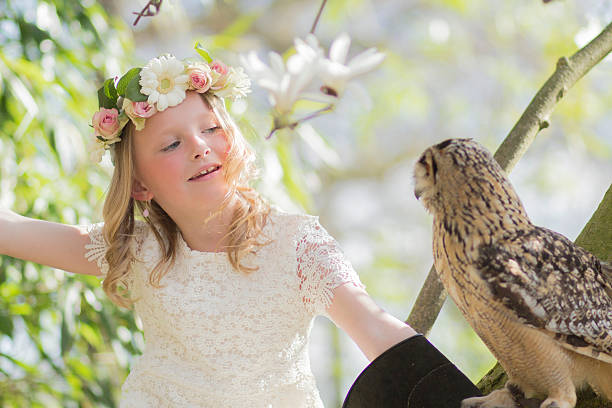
[162,141,180,152]
[202,126,220,134]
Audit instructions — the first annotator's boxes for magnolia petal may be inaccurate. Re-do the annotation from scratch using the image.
[294,35,323,62]
[347,48,385,77]
[286,54,308,75]
[258,78,282,93]
[269,52,286,77]
[329,33,351,64]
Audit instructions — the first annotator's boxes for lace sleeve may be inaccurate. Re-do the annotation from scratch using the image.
[84,223,109,278]
[296,216,365,316]
[83,221,150,279]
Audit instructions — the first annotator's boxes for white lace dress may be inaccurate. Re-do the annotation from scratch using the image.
[85,207,363,408]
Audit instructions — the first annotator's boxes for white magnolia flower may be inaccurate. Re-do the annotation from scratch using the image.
[139,55,189,111]
[241,46,320,116]
[319,33,385,97]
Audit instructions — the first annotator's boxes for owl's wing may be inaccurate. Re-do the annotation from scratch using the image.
[476,226,612,363]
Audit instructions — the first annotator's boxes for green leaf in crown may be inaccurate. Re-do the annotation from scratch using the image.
[116,68,140,96]
[194,42,213,63]
[97,78,118,109]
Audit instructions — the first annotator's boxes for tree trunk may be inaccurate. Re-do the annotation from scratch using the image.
[477,183,612,408]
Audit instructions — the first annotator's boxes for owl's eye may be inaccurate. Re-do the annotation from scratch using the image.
[418,154,438,179]
[431,157,438,178]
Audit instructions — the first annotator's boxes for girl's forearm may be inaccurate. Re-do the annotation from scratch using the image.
[327,283,418,361]
[0,209,100,276]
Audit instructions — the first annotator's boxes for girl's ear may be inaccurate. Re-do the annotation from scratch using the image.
[131,179,154,201]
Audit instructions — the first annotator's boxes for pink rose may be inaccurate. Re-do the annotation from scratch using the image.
[92,108,120,140]
[209,60,229,89]
[122,99,154,131]
[186,63,213,93]
[132,101,157,118]
[210,60,228,76]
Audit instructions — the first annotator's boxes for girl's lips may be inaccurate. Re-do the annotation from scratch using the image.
[188,165,221,181]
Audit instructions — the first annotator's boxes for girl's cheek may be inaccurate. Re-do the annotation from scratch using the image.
[221,134,231,158]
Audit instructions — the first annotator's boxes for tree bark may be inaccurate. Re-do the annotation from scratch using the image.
[477,183,612,408]
[406,20,612,336]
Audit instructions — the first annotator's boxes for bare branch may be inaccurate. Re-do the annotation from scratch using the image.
[406,21,612,336]
[405,265,447,335]
[267,104,334,139]
[310,0,328,34]
[494,20,612,173]
[133,0,163,26]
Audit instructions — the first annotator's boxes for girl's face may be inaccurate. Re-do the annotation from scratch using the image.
[131,92,231,219]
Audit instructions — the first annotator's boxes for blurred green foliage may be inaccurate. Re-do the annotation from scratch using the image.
[0,1,138,406]
[1,0,611,406]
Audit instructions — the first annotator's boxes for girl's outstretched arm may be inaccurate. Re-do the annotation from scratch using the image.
[327,283,418,361]
[0,208,101,276]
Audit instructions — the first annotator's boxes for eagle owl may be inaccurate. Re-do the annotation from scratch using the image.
[413,138,612,408]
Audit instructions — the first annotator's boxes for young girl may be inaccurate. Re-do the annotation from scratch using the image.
[0,54,418,407]
[1,54,482,407]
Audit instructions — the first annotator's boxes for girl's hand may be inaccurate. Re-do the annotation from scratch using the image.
[0,208,102,276]
[327,284,418,361]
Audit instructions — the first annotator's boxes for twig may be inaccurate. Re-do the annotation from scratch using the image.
[310,0,328,34]
[494,20,612,173]
[406,21,612,336]
[133,0,163,26]
[266,104,334,139]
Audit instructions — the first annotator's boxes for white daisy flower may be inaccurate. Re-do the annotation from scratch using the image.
[139,55,189,111]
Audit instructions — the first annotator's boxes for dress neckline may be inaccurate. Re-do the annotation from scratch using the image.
[177,232,229,258]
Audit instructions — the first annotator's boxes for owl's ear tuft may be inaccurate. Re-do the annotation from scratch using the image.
[435,139,453,150]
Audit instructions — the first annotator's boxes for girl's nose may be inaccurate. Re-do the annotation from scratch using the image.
[193,146,211,160]
[192,136,211,160]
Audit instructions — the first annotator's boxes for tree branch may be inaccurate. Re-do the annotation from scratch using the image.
[478,183,612,408]
[406,21,612,336]
[133,0,163,26]
[310,0,328,34]
[494,20,612,173]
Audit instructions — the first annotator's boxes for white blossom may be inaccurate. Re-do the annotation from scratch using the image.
[319,33,386,97]
[241,48,320,115]
[139,55,189,111]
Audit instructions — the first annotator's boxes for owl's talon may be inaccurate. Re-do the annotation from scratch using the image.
[461,388,517,408]
[540,398,572,408]
[460,397,485,408]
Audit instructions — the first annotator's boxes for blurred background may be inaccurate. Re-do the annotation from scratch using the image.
[1,0,611,406]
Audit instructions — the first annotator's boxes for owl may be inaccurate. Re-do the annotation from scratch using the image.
[413,138,612,408]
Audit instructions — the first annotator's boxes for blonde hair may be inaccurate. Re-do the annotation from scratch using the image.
[101,93,270,307]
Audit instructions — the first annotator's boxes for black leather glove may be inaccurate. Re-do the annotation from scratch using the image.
[343,334,482,408]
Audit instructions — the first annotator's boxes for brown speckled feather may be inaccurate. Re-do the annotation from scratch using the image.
[414,138,612,407]
[476,227,612,363]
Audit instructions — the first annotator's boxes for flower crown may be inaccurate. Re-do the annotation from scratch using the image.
[91,47,250,162]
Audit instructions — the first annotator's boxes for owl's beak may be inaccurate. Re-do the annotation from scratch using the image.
[414,187,423,200]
